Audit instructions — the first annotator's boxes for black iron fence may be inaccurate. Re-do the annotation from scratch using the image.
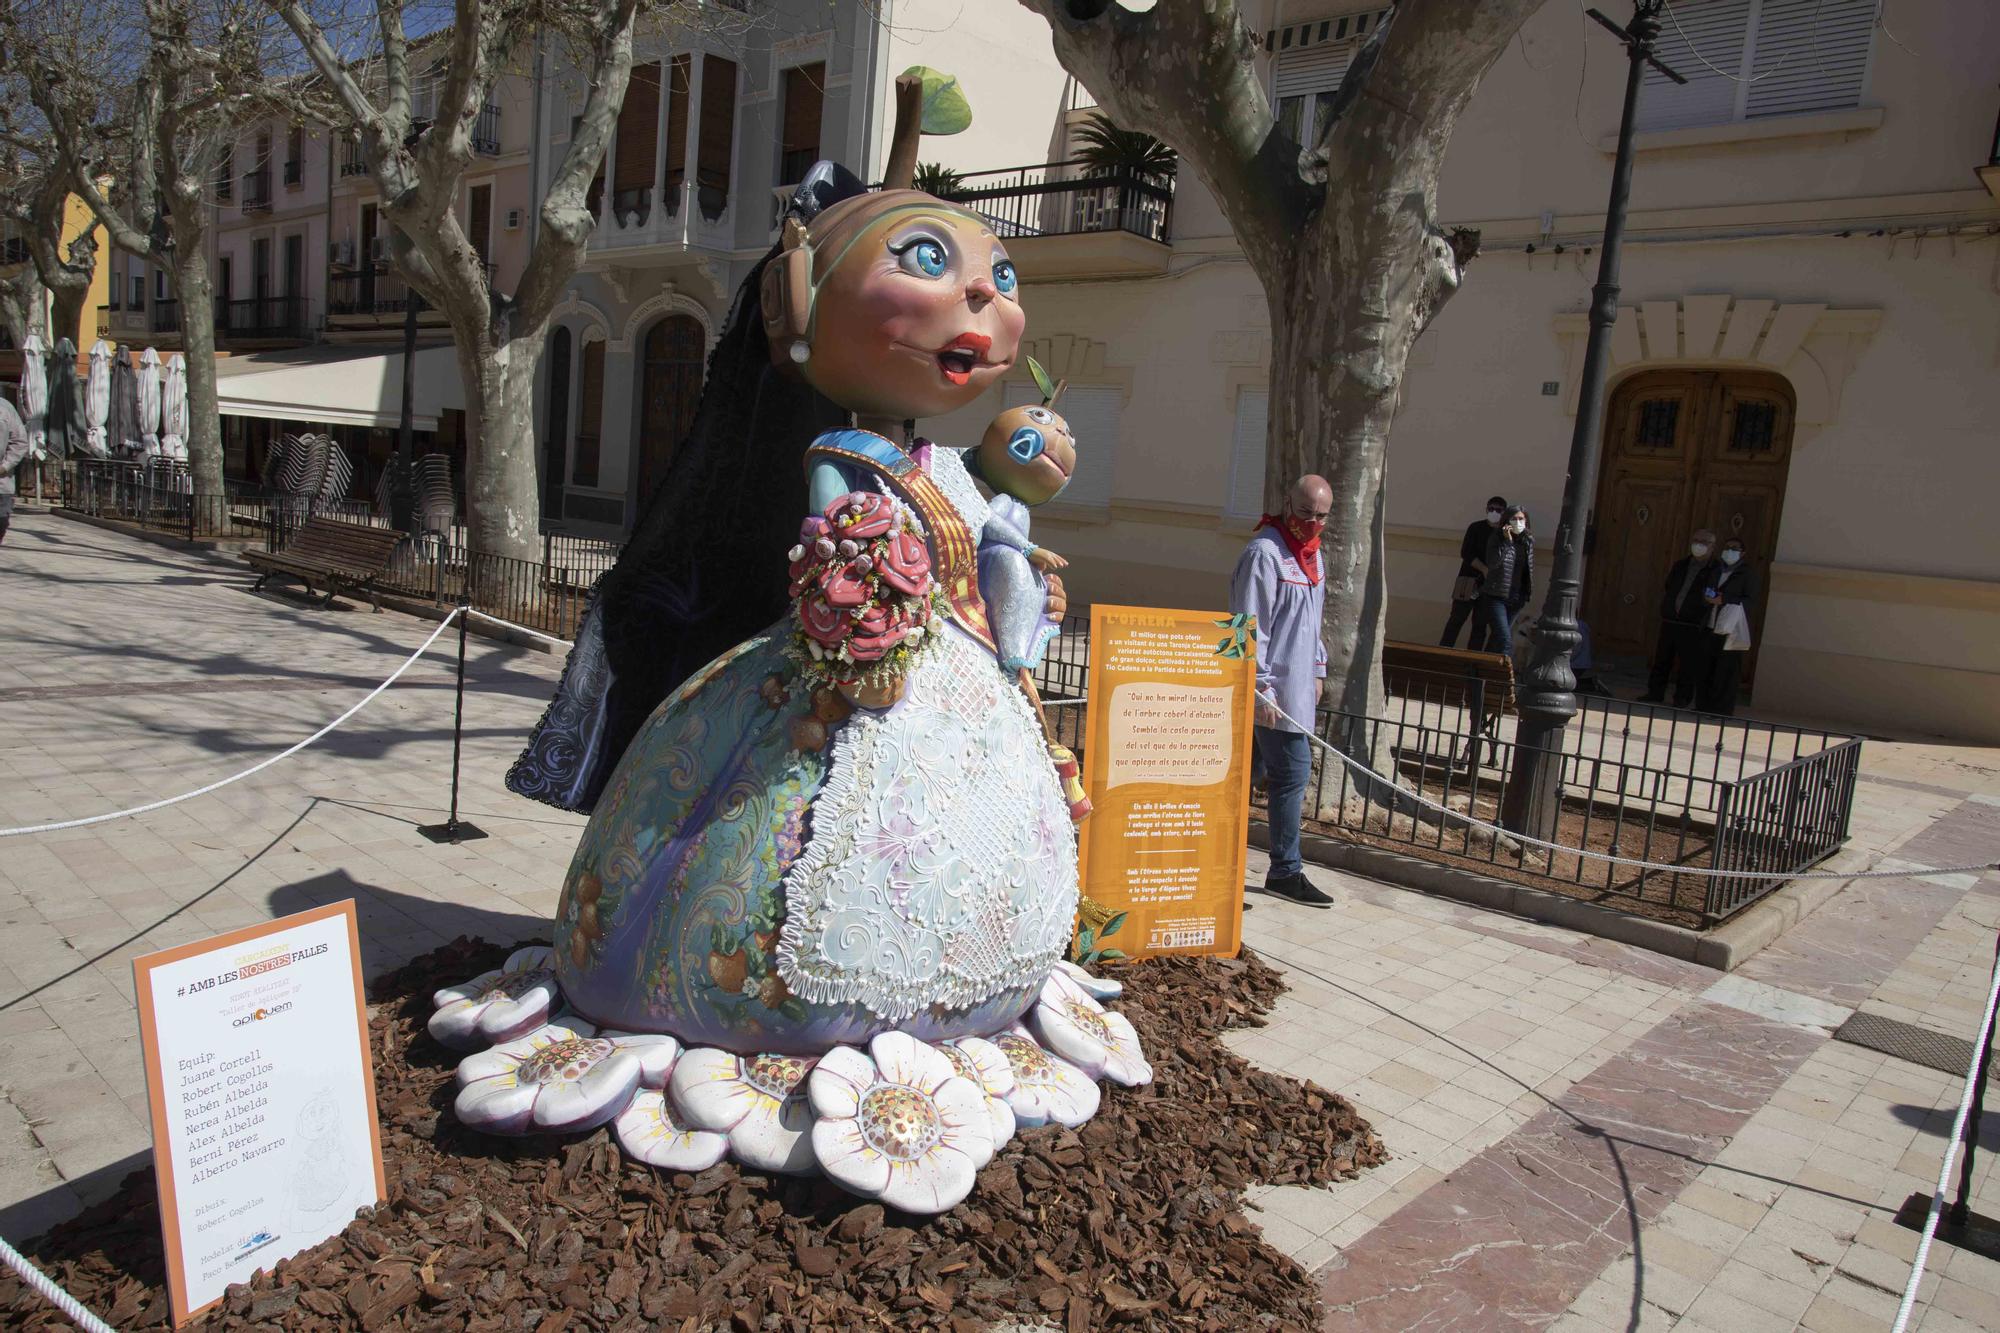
[944,161,1174,244]
[1296,671,1859,927]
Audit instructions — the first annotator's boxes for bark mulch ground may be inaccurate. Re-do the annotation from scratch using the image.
[4,937,1384,1332]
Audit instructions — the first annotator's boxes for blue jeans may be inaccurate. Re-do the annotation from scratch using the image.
[1254,725,1311,881]
[1476,596,1513,655]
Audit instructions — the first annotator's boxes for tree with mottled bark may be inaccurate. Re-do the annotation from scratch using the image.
[8,0,294,500]
[1016,0,1541,736]
[267,0,734,565]
[0,143,100,353]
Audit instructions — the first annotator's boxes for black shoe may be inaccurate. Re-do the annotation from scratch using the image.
[1264,873,1335,908]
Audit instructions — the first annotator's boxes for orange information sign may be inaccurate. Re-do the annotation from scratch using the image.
[1076,605,1257,960]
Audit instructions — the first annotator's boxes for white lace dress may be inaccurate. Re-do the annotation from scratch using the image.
[775,446,1078,1023]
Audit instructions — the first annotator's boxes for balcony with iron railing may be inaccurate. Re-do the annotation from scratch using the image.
[472,103,501,155]
[938,160,1174,278]
[1,236,28,266]
[221,294,309,341]
[340,152,370,178]
[326,264,496,324]
[150,298,182,335]
[241,169,273,213]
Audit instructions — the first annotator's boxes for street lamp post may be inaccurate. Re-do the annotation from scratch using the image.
[1501,2,1683,839]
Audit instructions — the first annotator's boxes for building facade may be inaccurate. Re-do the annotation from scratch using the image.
[911,0,2000,744]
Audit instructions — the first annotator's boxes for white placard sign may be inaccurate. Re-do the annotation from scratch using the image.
[134,901,385,1325]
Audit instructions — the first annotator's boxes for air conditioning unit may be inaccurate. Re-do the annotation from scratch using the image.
[329,238,355,267]
[503,209,522,231]
[370,236,391,262]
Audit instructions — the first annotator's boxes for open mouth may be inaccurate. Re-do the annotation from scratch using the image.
[934,332,993,386]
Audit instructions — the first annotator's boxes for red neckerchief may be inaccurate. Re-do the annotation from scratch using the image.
[1256,515,1322,586]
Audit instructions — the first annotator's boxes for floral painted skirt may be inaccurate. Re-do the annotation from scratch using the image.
[552,620,1078,1055]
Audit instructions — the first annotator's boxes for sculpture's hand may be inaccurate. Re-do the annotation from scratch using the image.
[1044,573,1067,620]
[1027,546,1069,572]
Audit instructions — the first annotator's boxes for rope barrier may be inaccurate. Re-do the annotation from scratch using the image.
[463,609,575,649]
[0,1232,116,1333]
[1255,691,2000,883]
[0,610,462,838]
[1889,943,2000,1333]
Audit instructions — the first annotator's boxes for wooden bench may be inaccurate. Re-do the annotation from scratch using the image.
[1381,640,1517,770]
[244,516,403,611]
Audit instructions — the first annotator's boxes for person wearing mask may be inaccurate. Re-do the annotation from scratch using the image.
[1476,506,1533,654]
[1698,536,1756,715]
[1640,528,1717,708]
[0,396,30,547]
[1440,494,1507,650]
[1232,473,1336,909]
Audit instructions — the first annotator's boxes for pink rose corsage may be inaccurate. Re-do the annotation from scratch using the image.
[787,492,940,693]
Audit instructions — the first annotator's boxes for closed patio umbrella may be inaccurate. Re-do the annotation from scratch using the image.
[109,345,140,456]
[161,353,187,462]
[20,333,48,459]
[138,347,162,456]
[44,339,80,459]
[84,340,110,456]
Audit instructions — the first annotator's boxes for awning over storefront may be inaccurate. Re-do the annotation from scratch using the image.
[213,345,466,432]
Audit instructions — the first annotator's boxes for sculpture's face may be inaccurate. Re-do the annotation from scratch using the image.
[805,205,1025,420]
[977,402,1076,506]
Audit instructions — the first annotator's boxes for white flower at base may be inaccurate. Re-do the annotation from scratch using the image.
[595,1030,681,1088]
[807,1032,994,1214]
[615,1089,729,1172]
[1053,959,1123,1000]
[453,1020,642,1135]
[669,1049,819,1175]
[1029,969,1153,1087]
[938,1036,1017,1155]
[429,946,560,1051]
[993,1027,1101,1128]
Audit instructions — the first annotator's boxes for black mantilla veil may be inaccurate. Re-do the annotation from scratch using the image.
[506,164,866,812]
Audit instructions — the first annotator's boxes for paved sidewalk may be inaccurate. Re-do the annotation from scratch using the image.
[2,513,1996,1333]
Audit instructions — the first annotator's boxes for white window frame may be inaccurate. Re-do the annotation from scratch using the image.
[1639,0,1879,133]
[1225,385,1270,521]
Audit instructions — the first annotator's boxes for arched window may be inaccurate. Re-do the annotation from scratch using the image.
[635,314,705,504]
[543,326,572,510]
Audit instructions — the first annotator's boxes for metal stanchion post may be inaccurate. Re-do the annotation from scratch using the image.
[419,604,488,845]
[1948,933,1999,1230]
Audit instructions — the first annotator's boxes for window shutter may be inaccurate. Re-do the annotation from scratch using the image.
[1274,41,1358,99]
[1639,0,1752,131]
[1743,0,1876,120]
[1226,387,1269,519]
[1004,383,1120,509]
[697,56,738,195]
[665,55,691,187]
[614,62,661,194]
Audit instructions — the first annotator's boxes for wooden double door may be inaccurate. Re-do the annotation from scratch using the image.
[1584,369,1795,685]
[634,315,705,507]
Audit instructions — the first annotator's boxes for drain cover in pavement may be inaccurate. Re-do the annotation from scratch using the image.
[1835,1010,1992,1079]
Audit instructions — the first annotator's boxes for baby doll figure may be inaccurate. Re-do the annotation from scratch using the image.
[969,367,1090,819]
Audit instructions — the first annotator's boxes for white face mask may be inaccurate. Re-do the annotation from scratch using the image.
[1720,549,1742,566]
[1486,509,1504,525]
[1690,543,1711,559]
[1509,519,1526,535]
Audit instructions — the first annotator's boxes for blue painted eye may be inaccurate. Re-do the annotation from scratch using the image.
[1007,427,1045,463]
[896,238,948,278]
[993,260,1018,295]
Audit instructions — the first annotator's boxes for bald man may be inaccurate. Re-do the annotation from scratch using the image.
[1230,474,1335,909]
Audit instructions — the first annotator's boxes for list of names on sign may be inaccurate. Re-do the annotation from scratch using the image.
[134,901,385,1325]
[1077,605,1256,961]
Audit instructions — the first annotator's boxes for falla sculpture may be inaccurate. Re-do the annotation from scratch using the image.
[441,70,1147,1216]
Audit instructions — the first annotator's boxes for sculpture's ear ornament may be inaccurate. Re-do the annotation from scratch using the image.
[763,216,816,367]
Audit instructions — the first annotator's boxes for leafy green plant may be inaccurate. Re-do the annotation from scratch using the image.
[1214,611,1254,659]
[1073,910,1128,966]
[912,161,965,197]
[1070,112,1176,179]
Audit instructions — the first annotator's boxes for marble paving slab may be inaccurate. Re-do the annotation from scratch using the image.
[1317,999,1824,1331]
